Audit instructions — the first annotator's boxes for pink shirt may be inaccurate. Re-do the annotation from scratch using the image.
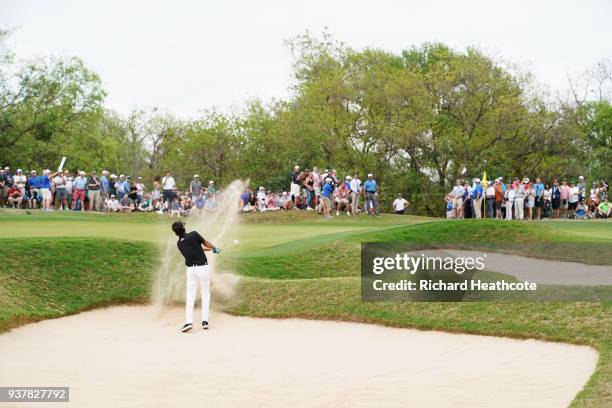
[560,185,570,200]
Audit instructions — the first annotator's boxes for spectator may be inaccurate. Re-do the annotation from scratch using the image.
[190,175,202,198]
[505,183,516,221]
[118,193,134,213]
[568,181,580,214]
[7,184,22,208]
[577,176,586,201]
[534,177,544,220]
[13,169,27,197]
[596,198,610,218]
[87,170,101,211]
[485,181,495,218]
[515,179,526,220]
[452,180,465,219]
[162,171,176,203]
[100,170,110,210]
[73,171,88,211]
[303,169,314,210]
[574,198,591,219]
[279,191,292,210]
[494,179,504,219]
[335,179,350,216]
[363,173,380,217]
[471,178,483,219]
[53,171,68,211]
[350,173,362,216]
[106,194,119,212]
[29,170,42,209]
[552,179,561,218]
[208,180,216,195]
[392,193,409,215]
[290,165,301,209]
[136,177,146,204]
[560,179,570,218]
[543,183,552,218]
[312,167,322,211]
[256,187,266,211]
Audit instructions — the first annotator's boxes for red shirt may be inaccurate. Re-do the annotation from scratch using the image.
[8,187,21,198]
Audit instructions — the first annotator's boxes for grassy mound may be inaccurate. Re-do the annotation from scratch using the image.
[0,238,157,333]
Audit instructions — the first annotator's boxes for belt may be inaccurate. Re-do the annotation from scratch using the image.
[188,263,207,267]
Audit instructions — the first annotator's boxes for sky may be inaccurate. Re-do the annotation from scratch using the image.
[1,0,611,118]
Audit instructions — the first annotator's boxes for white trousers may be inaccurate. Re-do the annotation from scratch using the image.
[185,265,210,324]
[505,201,513,220]
[514,198,524,220]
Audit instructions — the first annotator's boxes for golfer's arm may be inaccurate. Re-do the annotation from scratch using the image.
[202,240,216,252]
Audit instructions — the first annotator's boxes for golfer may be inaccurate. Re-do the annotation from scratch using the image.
[171,221,220,332]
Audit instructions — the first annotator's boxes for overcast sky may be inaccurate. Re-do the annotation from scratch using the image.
[1,0,611,117]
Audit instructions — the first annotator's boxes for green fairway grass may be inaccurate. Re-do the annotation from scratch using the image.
[0,211,610,407]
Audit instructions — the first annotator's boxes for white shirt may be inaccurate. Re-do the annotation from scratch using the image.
[106,199,119,209]
[349,178,361,193]
[507,189,516,201]
[14,174,27,189]
[452,185,465,197]
[162,176,175,190]
[393,198,408,211]
[569,187,579,203]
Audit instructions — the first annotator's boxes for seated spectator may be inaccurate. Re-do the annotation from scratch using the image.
[170,197,184,217]
[256,187,267,211]
[7,185,23,208]
[138,196,153,212]
[279,191,292,210]
[118,193,134,212]
[597,198,611,218]
[205,194,217,212]
[106,195,119,212]
[266,192,279,211]
[574,199,591,219]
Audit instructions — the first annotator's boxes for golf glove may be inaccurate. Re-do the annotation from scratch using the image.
[213,247,221,254]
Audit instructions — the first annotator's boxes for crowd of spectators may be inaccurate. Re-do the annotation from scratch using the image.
[446,176,610,220]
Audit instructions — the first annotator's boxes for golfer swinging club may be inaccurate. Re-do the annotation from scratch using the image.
[172,221,220,332]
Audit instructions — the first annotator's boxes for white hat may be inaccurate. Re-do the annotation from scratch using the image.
[4,166,9,170]
[282,191,287,195]
[137,176,142,180]
[194,174,199,178]
[579,176,584,180]
[17,169,22,173]
[80,171,86,175]
[259,186,264,190]
[345,175,352,180]
[119,174,125,178]
[367,173,373,177]
[325,177,332,182]
[473,178,481,183]
[523,177,530,183]
[110,174,117,178]
[43,169,51,174]
[31,170,36,174]
[209,180,214,184]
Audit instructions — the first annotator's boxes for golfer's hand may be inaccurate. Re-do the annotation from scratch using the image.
[213,247,222,254]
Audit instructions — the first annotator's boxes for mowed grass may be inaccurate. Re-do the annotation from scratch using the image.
[0,211,610,407]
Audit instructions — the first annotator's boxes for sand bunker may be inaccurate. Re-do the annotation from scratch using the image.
[0,306,596,407]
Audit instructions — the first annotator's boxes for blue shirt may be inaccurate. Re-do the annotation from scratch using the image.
[364,179,377,192]
[471,184,483,199]
[322,183,333,198]
[74,176,87,190]
[29,175,42,188]
[100,176,109,193]
[41,175,51,189]
[534,182,544,197]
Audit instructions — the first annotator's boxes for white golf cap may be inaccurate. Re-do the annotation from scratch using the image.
[194,174,199,178]
[259,186,264,190]
[474,178,480,183]
[137,176,142,180]
[110,174,117,178]
[31,170,36,174]
[346,175,352,180]
[17,169,22,172]
[209,180,214,184]
[282,191,287,195]
[80,171,86,175]
[523,177,530,183]
[4,166,9,170]
[325,177,332,182]
[579,176,584,179]
[367,173,373,177]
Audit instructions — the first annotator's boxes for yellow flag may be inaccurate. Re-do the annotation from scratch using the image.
[482,171,488,189]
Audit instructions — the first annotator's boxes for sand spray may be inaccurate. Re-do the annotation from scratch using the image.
[152,180,247,311]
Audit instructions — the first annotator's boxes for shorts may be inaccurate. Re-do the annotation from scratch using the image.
[561,199,568,209]
[321,196,331,207]
[290,183,301,198]
[535,197,543,208]
[495,200,502,210]
[314,187,321,196]
[552,197,560,209]
[568,201,578,211]
[40,188,51,200]
[452,197,463,209]
[55,188,67,201]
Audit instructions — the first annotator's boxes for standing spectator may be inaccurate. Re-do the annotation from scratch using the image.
[514,180,526,220]
[543,183,552,218]
[485,181,495,218]
[115,175,127,199]
[392,193,409,215]
[41,169,59,211]
[290,165,301,209]
[162,171,176,203]
[312,167,322,210]
[87,170,101,211]
[0,167,7,207]
[65,171,73,209]
[560,179,570,218]
[452,180,465,219]
[100,170,110,210]
[190,175,202,198]
[534,177,544,220]
[494,179,504,219]
[577,176,586,201]
[589,182,599,213]
[321,177,333,218]
[303,169,314,210]
[107,174,117,200]
[152,176,162,205]
[525,180,535,220]
[363,173,380,216]
[471,178,483,219]
[208,180,216,195]
[136,177,145,204]
[349,173,362,216]
[29,170,42,209]
[505,183,516,220]
[13,169,27,197]
[73,171,88,211]
[568,181,580,215]
[552,179,561,218]
[53,171,68,210]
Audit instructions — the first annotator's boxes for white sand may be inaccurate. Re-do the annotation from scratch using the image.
[0,306,597,408]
